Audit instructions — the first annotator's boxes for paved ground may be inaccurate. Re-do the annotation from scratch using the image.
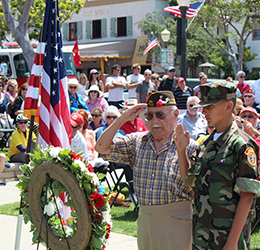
[0,181,138,250]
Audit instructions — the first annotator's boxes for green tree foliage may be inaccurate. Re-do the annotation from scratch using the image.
[195,0,260,75]
[1,0,84,69]
[136,10,220,77]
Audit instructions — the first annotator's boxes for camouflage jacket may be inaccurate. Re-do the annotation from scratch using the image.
[186,121,260,250]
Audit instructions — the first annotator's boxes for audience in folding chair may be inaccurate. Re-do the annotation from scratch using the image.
[8,114,36,163]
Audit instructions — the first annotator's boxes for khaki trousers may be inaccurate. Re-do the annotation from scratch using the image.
[137,201,192,250]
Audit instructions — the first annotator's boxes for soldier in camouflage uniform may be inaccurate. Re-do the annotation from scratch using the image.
[175,81,260,250]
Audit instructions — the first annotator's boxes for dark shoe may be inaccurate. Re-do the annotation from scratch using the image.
[5,161,10,168]
[0,180,6,186]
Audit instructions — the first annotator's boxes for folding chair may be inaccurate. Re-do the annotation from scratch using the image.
[107,162,138,211]
[0,114,15,150]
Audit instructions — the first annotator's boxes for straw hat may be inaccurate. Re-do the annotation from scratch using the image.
[67,78,83,90]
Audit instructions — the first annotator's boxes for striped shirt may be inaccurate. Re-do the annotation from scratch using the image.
[101,131,198,206]
[173,87,193,110]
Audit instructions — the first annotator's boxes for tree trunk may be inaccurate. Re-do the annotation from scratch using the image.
[14,32,35,70]
[2,0,35,71]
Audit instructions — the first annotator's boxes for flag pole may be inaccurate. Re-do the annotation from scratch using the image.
[186,0,205,32]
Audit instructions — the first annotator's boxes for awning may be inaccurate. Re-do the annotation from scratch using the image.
[63,39,136,59]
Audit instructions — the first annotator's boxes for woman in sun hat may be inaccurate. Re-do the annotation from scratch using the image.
[85,85,108,113]
[68,78,90,114]
[86,69,105,92]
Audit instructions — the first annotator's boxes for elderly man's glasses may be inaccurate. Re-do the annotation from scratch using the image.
[239,76,245,78]
[242,115,254,119]
[69,86,77,89]
[244,95,253,98]
[107,115,117,119]
[145,109,173,121]
[145,74,151,76]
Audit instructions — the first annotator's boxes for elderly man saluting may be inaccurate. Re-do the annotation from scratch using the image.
[95,91,198,250]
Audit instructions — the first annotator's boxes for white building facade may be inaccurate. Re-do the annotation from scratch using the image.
[62,0,168,76]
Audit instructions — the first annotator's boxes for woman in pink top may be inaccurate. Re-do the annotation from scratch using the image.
[85,85,108,113]
[5,79,18,103]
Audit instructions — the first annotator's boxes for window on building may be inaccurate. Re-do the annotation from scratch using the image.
[86,19,107,39]
[69,22,77,41]
[92,20,102,39]
[110,16,132,37]
[117,17,127,37]
[252,20,260,40]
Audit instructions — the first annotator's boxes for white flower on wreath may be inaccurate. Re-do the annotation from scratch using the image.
[102,207,112,226]
[87,172,99,186]
[65,226,73,237]
[49,147,62,158]
[46,188,53,199]
[44,202,55,216]
[74,159,88,172]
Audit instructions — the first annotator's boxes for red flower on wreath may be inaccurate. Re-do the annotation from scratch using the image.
[105,223,112,239]
[87,163,94,173]
[88,192,105,211]
[70,150,83,161]
[156,100,163,107]
[93,213,102,221]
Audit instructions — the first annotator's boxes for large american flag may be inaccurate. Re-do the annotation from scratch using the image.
[23,0,71,148]
[164,0,205,19]
[143,34,160,55]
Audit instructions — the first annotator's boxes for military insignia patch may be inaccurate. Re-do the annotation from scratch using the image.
[244,147,257,166]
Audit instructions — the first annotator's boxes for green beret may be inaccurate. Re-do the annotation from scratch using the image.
[193,81,237,108]
[146,91,176,107]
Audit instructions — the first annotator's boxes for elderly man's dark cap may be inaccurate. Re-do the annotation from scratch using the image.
[193,81,237,108]
[146,91,176,107]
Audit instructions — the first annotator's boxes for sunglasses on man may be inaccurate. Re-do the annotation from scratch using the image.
[18,121,28,124]
[145,109,173,121]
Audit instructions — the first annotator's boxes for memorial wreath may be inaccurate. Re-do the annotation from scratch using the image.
[17,146,112,250]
